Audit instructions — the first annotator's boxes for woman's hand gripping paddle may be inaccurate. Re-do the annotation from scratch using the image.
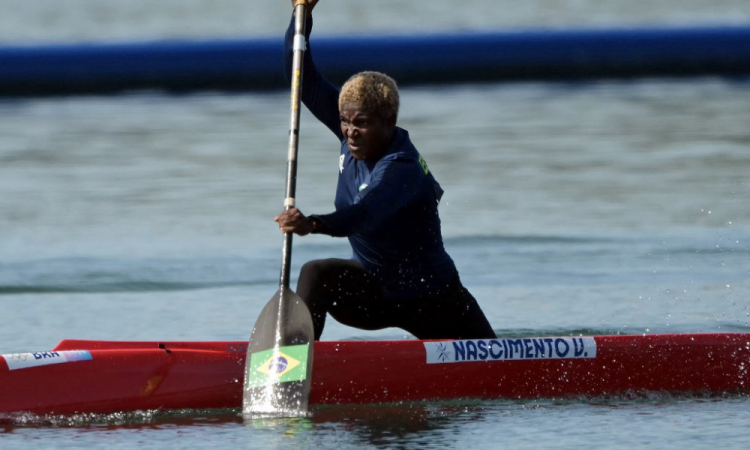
[242,0,314,417]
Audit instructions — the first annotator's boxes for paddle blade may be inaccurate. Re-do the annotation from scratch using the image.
[242,286,314,417]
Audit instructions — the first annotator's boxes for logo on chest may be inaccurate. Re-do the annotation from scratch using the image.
[339,154,345,173]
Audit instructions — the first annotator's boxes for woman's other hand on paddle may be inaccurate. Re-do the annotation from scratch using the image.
[275,207,316,236]
[290,0,319,16]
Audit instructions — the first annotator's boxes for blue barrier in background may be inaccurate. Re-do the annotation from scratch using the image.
[1,25,750,96]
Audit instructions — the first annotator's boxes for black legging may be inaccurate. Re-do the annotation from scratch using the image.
[296,258,496,341]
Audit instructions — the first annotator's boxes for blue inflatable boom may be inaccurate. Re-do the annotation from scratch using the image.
[1,25,750,96]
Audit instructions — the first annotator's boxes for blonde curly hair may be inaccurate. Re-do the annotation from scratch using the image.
[338,71,399,123]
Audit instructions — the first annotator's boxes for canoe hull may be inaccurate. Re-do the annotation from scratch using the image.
[1,333,748,415]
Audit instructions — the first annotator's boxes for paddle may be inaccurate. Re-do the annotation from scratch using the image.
[242,0,314,417]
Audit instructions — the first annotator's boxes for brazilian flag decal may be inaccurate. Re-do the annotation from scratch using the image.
[246,344,309,388]
[418,155,430,175]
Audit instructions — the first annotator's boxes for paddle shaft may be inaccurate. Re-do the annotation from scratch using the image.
[280,0,308,290]
[242,1,314,416]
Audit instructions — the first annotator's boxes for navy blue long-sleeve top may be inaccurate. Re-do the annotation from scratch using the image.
[284,15,457,300]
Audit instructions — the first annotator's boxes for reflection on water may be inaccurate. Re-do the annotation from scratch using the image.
[6,395,750,450]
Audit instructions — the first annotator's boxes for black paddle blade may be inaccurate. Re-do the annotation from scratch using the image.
[242,286,314,417]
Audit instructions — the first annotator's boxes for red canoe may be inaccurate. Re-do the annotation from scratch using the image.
[1,333,749,415]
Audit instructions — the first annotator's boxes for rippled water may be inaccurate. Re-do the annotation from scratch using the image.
[4,398,750,449]
[1,78,749,448]
[2,0,750,44]
[1,1,750,449]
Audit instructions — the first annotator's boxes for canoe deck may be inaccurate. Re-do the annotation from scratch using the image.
[1,333,748,415]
